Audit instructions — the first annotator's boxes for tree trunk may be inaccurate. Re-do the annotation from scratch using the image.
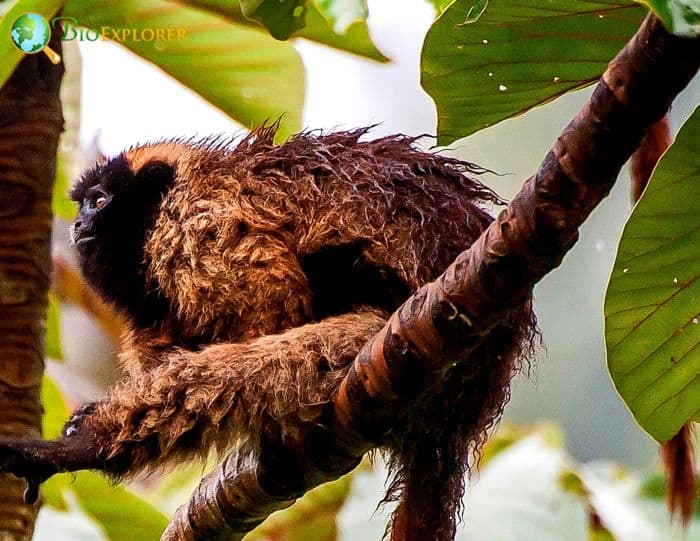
[0,31,63,539]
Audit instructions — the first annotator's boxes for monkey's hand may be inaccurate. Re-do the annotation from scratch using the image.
[0,438,66,504]
[0,404,102,504]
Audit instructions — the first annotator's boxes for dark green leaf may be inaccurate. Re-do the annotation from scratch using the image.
[605,108,700,442]
[421,0,645,145]
[239,0,307,40]
[64,0,304,139]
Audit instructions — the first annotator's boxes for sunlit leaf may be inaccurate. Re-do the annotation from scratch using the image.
[239,0,307,40]
[638,0,700,36]
[314,0,368,34]
[581,463,700,539]
[605,108,700,443]
[45,294,63,361]
[480,422,563,466]
[63,0,304,139]
[35,504,107,541]
[183,1,387,61]
[41,375,70,440]
[458,434,589,540]
[428,0,456,15]
[149,460,211,515]
[45,472,168,541]
[0,0,64,88]
[247,474,353,541]
[421,0,645,145]
[41,381,166,539]
[41,375,71,509]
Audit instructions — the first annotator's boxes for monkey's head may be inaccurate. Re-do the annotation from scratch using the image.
[70,152,176,326]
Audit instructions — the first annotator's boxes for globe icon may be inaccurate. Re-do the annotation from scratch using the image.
[10,13,51,54]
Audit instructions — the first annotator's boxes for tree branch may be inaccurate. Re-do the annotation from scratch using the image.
[0,30,63,538]
[163,13,699,541]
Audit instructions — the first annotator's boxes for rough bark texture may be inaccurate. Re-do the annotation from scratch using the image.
[0,32,63,539]
[163,14,700,541]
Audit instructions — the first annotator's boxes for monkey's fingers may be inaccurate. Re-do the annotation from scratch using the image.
[0,438,60,491]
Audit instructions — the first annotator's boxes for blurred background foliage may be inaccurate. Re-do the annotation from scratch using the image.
[0,0,698,538]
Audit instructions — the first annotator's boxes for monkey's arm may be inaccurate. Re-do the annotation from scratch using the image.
[0,309,386,502]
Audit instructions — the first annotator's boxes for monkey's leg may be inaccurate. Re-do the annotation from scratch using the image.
[0,310,386,502]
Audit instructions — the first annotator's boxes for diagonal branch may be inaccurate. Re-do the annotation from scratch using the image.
[163,14,700,541]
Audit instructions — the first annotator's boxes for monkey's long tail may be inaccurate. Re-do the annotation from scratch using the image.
[385,312,536,541]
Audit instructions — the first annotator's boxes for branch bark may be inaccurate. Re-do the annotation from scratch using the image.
[164,13,700,541]
[0,31,63,539]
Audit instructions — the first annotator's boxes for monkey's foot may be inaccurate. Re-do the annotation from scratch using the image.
[0,438,61,504]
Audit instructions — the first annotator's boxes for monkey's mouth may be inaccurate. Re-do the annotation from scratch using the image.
[74,235,96,251]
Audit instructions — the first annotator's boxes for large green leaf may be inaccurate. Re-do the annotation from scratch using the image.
[421,0,646,145]
[0,0,64,88]
[605,108,700,443]
[639,0,700,36]
[183,1,387,61]
[63,0,304,139]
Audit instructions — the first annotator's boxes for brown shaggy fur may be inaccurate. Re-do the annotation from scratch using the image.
[10,127,536,540]
[129,126,499,348]
[108,128,534,540]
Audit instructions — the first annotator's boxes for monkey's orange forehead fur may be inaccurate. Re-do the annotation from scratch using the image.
[124,127,501,344]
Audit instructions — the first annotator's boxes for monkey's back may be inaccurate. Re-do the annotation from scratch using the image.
[134,128,500,342]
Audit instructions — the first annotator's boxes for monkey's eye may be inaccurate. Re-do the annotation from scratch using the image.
[95,196,107,209]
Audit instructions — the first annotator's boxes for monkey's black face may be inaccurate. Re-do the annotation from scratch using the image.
[70,155,175,327]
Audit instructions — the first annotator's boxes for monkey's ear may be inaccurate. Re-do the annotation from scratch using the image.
[131,160,176,197]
